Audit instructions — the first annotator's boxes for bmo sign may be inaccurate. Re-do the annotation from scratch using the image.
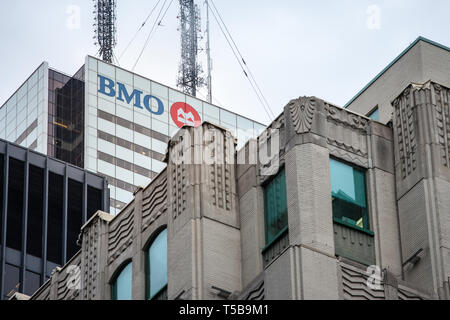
[170,102,201,128]
[98,75,201,128]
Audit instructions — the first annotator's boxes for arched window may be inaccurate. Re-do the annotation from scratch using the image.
[146,228,168,300]
[112,262,132,300]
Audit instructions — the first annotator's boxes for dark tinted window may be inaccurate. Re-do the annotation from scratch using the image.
[7,158,24,251]
[4,264,20,300]
[27,165,44,258]
[0,154,3,246]
[47,70,85,168]
[47,172,63,265]
[24,271,41,296]
[87,186,102,219]
[67,179,83,258]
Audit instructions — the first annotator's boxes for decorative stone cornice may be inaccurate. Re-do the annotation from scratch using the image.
[325,103,369,133]
[289,96,316,134]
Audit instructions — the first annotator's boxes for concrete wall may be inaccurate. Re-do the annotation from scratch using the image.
[347,39,450,124]
[392,82,450,299]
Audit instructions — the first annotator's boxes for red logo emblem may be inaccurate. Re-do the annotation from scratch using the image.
[170,102,202,128]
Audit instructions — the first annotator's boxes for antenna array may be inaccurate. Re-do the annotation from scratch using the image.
[93,0,117,63]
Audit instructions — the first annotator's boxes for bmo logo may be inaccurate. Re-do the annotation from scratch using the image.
[170,102,201,128]
[97,74,202,128]
[97,75,164,115]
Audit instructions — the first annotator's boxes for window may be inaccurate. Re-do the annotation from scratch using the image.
[24,271,41,296]
[330,158,369,230]
[146,229,168,300]
[4,264,20,300]
[7,158,25,251]
[47,172,64,265]
[27,165,44,258]
[263,169,288,245]
[67,179,83,259]
[112,262,133,300]
[367,107,379,121]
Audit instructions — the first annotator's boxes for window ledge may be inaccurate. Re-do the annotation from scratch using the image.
[149,284,168,300]
[333,218,374,236]
[262,227,289,254]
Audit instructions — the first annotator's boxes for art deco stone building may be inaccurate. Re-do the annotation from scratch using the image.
[27,37,450,300]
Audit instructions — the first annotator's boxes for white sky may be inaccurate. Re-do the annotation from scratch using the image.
[1,0,450,125]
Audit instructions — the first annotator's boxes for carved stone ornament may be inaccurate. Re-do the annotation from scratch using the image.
[289,97,316,134]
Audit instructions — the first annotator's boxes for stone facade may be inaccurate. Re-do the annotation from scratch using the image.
[28,38,450,301]
[27,86,449,300]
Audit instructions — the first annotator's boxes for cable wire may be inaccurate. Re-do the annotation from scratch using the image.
[207,2,274,121]
[132,0,175,71]
[209,0,275,119]
[118,0,163,62]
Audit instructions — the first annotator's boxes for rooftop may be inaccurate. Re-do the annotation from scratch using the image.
[344,36,450,109]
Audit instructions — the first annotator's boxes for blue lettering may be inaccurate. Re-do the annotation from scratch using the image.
[98,75,116,97]
[117,83,143,109]
[143,95,164,115]
[97,75,165,116]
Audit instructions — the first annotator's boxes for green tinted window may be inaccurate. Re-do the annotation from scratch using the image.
[112,262,132,300]
[264,169,288,244]
[147,229,168,300]
[330,159,369,230]
[368,108,379,121]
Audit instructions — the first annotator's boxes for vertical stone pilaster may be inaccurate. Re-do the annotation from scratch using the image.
[132,188,145,300]
[79,211,113,300]
[384,270,399,300]
[366,122,403,278]
[283,97,340,300]
[393,81,450,298]
[167,123,242,300]
[237,141,265,288]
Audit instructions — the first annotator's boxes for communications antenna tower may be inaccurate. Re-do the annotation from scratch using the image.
[205,0,212,103]
[177,0,204,97]
[93,0,117,63]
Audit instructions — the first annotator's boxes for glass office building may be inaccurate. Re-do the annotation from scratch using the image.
[0,138,109,299]
[0,56,266,215]
[0,63,48,155]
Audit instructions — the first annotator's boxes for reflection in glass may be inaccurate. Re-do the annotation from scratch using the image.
[112,262,133,300]
[47,68,85,168]
[330,158,369,230]
[220,109,237,126]
[264,169,288,245]
[147,229,168,300]
[368,108,379,121]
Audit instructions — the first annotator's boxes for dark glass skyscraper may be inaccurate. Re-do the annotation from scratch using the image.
[0,139,109,299]
[47,67,85,168]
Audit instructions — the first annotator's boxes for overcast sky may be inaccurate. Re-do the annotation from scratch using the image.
[1,0,449,124]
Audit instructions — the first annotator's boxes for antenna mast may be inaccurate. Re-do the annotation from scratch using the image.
[177,0,204,97]
[93,0,117,63]
[205,0,212,103]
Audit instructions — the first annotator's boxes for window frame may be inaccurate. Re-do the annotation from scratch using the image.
[329,156,372,234]
[145,227,168,300]
[111,260,133,300]
[367,106,380,121]
[262,166,288,246]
